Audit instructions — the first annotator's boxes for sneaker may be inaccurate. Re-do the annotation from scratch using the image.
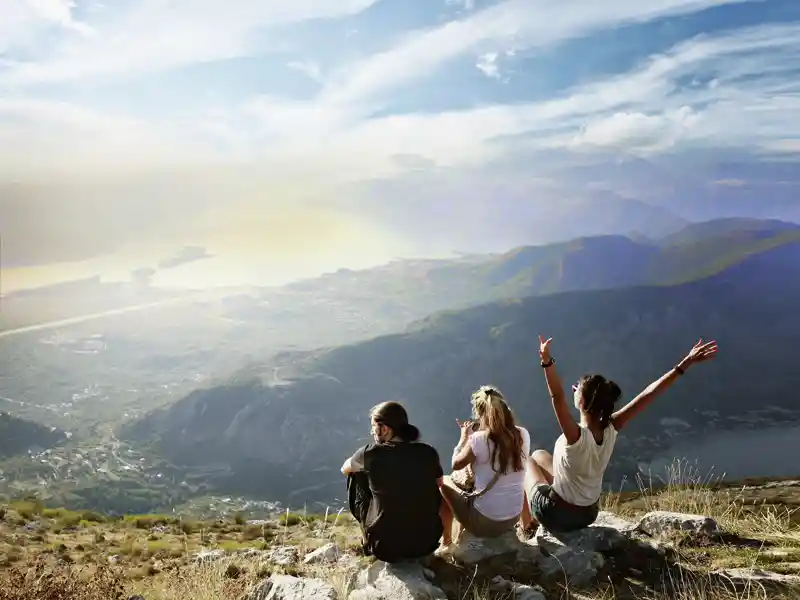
[433,543,454,559]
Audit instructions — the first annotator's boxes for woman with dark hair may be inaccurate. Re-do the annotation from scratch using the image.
[341,401,444,562]
[522,336,718,533]
[438,386,530,550]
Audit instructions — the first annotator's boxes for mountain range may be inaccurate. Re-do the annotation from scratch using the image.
[120,219,800,507]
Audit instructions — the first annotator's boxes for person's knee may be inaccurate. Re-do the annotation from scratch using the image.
[532,449,551,465]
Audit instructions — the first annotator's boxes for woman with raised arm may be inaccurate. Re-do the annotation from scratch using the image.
[521,336,718,533]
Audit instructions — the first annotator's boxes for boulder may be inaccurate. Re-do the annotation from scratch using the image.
[713,568,800,585]
[349,561,447,600]
[448,530,534,564]
[194,549,226,564]
[592,511,639,533]
[534,527,606,587]
[489,576,546,600]
[247,574,337,600]
[638,511,719,538]
[267,546,299,566]
[304,542,340,565]
[532,512,647,586]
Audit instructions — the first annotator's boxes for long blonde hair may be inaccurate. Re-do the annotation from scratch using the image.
[470,385,524,474]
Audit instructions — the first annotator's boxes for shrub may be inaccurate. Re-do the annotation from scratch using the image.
[56,514,82,530]
[13,501,43,522]
[180,520,198,535]
[79,510,105,523]
[123,514,173,529]
[278,513,302,526]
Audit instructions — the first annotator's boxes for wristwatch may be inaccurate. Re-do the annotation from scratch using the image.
[541,357,555,368]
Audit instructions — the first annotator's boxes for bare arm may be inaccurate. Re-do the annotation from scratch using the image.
[341,458,355,476]
[539,336,580,445]
[544,361,581,445]
[452,444,476,471]
[612,339,718,431]
[341,446,366,476]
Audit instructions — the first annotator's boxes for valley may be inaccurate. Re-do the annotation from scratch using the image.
[1,218,799,514]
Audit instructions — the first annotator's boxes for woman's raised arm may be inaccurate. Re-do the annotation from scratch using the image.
[539,336,581,445]
[612,338,718,431]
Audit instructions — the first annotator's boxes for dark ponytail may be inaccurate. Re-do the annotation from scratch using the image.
[399,424,420,442]
[370,401,420,442]
[578,374,622,429]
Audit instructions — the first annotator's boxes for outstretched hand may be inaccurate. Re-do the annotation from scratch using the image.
[684,338,718,366]
[538,335,553,362]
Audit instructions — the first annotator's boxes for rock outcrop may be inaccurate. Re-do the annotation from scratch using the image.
[348,560,447,600]
[247,574,337,600]
[637,511,719,538]
[230,510,799,600]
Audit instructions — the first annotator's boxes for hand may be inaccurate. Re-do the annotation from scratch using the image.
[456,419,475,439]
[683,338,718,366]
[538,335,552,363]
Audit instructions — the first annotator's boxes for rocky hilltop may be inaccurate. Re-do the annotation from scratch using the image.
[1,476,799,599]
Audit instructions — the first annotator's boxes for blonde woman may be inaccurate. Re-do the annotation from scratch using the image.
[439,386,530,548]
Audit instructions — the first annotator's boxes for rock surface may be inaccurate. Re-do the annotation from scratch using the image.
[489,575,546,600]
[349,561,447,600]
[304,542,340,565]
[448,530,536,564]
[194,549,226,563]
[638,511,719,538]
[714,568,800,584]
[247,574,337,600]
[267,546,300,566]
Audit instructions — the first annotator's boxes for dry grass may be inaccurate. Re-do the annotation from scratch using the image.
[0,562,126,600]
[602,459,800,541]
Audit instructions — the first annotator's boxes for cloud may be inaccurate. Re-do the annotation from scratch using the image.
[446,0,476,11]
[287,60,323,83]
[476,52,500,78]
[568,107,702,154]
[0,0,379,86]
[1,0,93,52]
[318,0,753,106]
[2,0,799,283]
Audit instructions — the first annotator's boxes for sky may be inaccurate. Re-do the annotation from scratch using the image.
[1,0,799,292]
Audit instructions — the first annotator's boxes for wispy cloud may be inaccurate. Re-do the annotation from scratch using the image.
[287,60,324,83]
[476,52,500,78]
[0,0,379,86]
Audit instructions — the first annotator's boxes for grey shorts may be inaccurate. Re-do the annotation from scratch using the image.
[528,483,598,533]
[441,478,519,538]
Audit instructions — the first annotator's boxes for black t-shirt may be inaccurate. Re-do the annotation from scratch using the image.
[349,441,444,560]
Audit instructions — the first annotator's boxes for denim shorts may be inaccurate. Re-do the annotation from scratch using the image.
[529,483,599,533]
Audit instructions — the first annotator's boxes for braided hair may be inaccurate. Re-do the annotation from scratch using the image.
[576,374,622,429]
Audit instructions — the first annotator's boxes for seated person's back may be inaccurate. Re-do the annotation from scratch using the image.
[470,426,531,521]
[343,402,443,562]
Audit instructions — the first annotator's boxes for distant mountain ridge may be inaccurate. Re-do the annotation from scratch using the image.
[0,412,66,458]
[121,239,800,506]
[5,218,799,356]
